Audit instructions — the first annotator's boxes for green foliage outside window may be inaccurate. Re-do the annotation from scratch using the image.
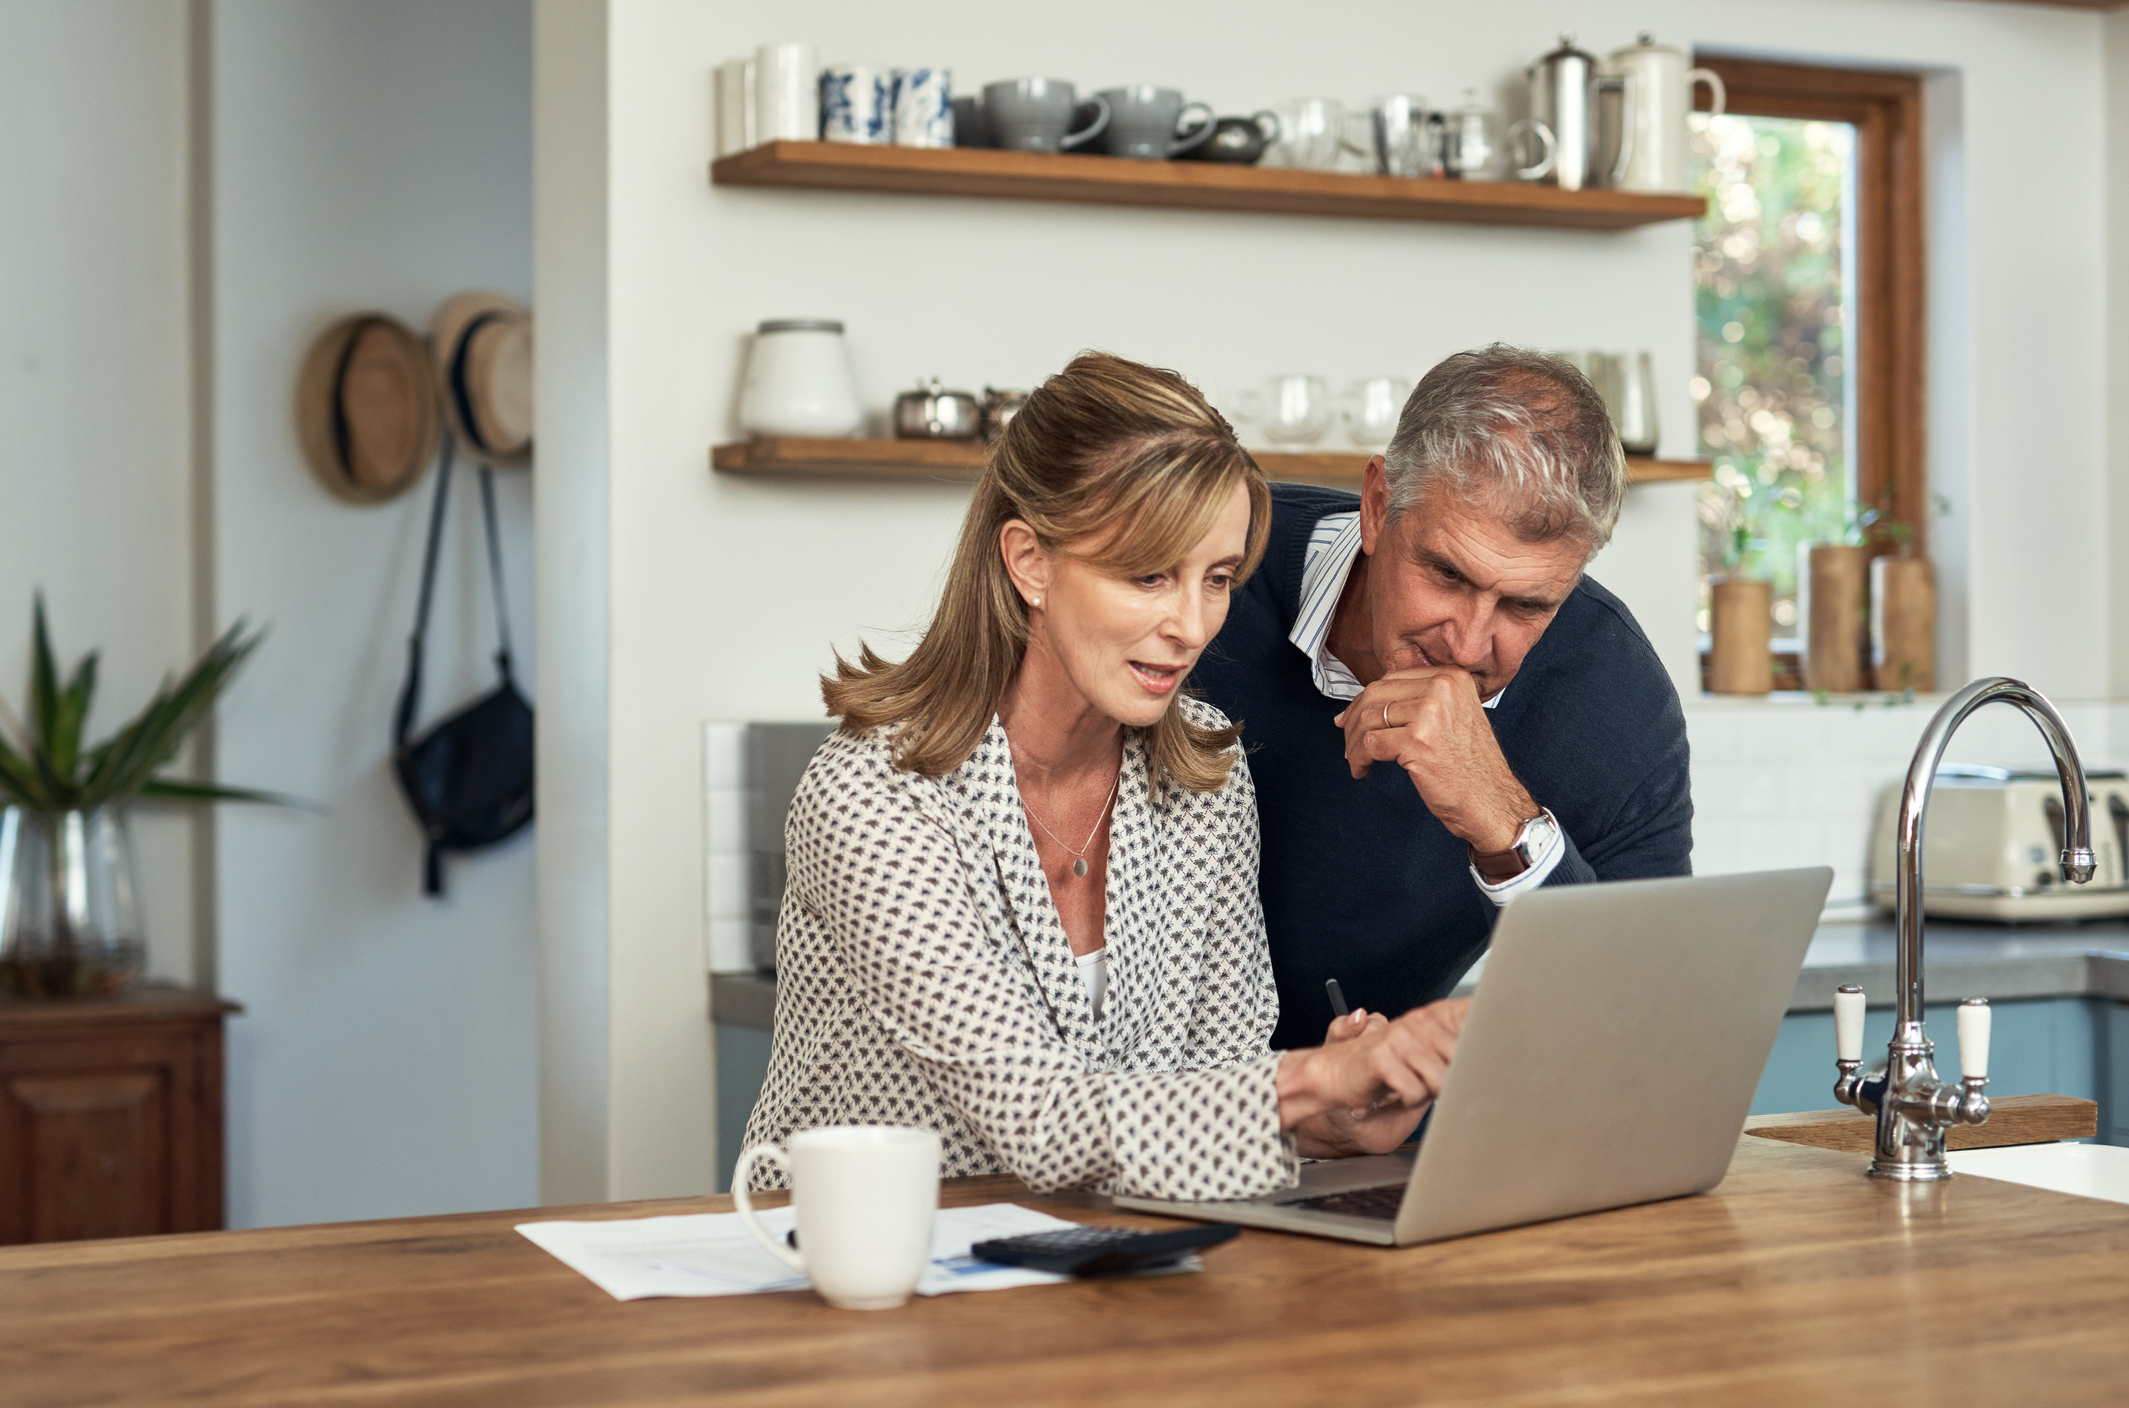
[1691,113,1857,634]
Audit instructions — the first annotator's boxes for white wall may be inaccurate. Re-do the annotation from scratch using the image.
[0,0,198,984]
[209,0,538,1227]
[2109,13,2129,700]
[541,0,2122,1197]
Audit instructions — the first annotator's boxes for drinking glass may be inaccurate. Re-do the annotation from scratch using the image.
[1237,375,1335,446]
[1358,96,1434,177]
[1261,100,1345,170]
[1341,376,1411,448]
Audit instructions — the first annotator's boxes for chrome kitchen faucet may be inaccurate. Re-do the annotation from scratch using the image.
[1832,677,2096,1180]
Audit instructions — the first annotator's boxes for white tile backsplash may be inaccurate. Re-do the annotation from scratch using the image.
[701,701,2129,974]
[1686,696,2129,904]
[704,722,751,971]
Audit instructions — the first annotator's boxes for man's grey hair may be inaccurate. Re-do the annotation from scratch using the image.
[1382,344,1626,554]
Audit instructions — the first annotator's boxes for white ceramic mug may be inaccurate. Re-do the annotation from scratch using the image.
[820,64,889,144]
[714,57,756,157]
[732,1126,941,1311]
[738,318,863,437]
[753,41,818,143]
[892,67,954,148]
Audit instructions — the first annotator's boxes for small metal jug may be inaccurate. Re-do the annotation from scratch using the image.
[1525,34,1634,191]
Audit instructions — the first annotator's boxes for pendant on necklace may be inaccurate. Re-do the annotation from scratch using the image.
[1072,858,1088,878]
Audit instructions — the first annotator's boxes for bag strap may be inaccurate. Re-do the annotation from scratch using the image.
[394,436,456,749]
[477,460,515,683]
[392,434,519,751]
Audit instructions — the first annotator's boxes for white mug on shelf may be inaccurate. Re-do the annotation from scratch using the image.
[754,41,819,143]
[732,1125,942,1311]
[892,67,954,147]
[820,64,890,144]
[738,319,864,437]
[715,57,756,156]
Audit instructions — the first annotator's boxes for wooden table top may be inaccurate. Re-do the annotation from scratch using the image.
[4,1135,2125,1407]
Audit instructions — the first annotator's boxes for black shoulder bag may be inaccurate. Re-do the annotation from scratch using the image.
[393,436,535,895]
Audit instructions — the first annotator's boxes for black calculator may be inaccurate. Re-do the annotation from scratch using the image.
[970,1222,1240,1277]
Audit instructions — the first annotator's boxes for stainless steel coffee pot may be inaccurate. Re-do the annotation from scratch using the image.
[1525,34,1633,191]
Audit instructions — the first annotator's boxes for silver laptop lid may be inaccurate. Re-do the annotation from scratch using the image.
[1396,867,1832,1245]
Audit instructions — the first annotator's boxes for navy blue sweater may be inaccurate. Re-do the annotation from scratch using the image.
[1192,484,1693,1050]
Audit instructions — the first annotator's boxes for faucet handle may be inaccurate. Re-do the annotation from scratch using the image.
[1834,985,1865,1063]
[1958,997,1991,1081]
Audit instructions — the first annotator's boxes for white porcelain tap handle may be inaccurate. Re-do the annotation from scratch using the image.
[1958,998,1991,1081]
[1834,985,1865,1063]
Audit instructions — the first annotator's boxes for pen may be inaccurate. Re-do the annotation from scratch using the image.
[1325,978,1349,1018]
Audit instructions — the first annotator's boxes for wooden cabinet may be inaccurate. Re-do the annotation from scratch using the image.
[0,987,237,1244]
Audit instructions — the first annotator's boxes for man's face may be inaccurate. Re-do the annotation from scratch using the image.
[1357,464,1590,700]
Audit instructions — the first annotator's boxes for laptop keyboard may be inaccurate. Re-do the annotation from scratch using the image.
[1289,1183,1404,1221]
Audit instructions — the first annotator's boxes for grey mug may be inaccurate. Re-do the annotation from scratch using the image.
[982,78,1111,153]
[1095,86,1216,160]
[952,95,991,147]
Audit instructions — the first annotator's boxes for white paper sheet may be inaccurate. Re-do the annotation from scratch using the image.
[517,1202,1124,1301]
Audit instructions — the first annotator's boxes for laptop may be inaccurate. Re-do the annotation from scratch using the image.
[1114,867,1834,1246]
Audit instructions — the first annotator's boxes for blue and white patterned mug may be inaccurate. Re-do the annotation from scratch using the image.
[819,65,889,145]
[891,68,954,148]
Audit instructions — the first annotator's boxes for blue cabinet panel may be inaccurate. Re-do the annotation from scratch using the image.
[714,1023,774,1193]
[1753,997,2103,1123]
[2106,1002,2129,1147]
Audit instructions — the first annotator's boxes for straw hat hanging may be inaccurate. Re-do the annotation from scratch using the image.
[295,313,442,503]
[431,292,534,468]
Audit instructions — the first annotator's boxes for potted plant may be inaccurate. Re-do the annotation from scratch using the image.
[1709,522,1774,695]
[1866,493,1950,695]
[0,597,274,997]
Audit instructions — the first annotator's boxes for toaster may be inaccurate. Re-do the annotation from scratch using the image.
[1868,765,2129,921]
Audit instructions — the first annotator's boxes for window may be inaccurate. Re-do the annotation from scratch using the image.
[1690,60,1925,687]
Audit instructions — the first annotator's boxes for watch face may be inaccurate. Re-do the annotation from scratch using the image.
[1518,810,1559,863]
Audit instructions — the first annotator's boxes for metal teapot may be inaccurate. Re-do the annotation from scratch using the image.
[1524,34,1634,191]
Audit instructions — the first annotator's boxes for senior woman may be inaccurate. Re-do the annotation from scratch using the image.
[743,353,1461,1200]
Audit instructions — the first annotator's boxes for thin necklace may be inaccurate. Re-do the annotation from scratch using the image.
[1022,765,1120,878]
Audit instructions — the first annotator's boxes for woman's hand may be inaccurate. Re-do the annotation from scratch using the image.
[1277,999,1470,1157]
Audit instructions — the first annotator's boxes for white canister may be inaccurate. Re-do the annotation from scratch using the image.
[739,319,864,438]
[715,57,756,157]
[754,41,819,144]
[892,68,954,148]
[1602,34,1725,193]
[820,65,890,144]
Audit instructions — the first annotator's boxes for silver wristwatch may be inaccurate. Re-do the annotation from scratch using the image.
[1470,808,1560,883]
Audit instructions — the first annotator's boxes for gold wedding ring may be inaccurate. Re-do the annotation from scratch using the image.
[1381,703,1391,730]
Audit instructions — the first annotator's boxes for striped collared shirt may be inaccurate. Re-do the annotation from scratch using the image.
[1285,511,1561,904]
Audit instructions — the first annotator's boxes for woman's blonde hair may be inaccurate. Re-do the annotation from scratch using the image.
[823,352,1271,794]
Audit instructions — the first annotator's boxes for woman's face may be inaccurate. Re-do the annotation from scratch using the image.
[1012,482,1254,730]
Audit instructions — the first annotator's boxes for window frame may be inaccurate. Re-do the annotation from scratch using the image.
[1692,57,1927,556]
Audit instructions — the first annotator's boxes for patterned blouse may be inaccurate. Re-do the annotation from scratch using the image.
[742,697,1301,1200]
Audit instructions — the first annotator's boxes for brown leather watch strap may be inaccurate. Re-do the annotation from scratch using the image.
[1469,843,1529,883]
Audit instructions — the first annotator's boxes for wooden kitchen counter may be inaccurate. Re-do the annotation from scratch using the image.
[2,1135,2125,1407]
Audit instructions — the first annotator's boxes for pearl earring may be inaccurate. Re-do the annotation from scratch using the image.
[1031,596,1042,608]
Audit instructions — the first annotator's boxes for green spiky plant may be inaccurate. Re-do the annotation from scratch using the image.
[0,596,278,996]
[0,595,275,812]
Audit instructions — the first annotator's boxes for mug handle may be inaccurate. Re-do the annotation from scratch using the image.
[1060,95,1111,151]
[1689,67,1727,118]
[1169,101,1217,157]
[731,1143,806,1275]
[1251,109,1283,144]
[1602,72,1636,187]
[1509,118,1556,181]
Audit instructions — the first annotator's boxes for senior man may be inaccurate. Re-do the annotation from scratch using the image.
[1193,344,1692,1052]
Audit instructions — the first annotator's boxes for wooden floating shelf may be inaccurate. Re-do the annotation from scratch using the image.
[710,142,1707,232]
[711,437,1710,487]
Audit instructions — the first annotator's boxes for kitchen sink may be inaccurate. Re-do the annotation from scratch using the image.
[1945,1142,2129,1205]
